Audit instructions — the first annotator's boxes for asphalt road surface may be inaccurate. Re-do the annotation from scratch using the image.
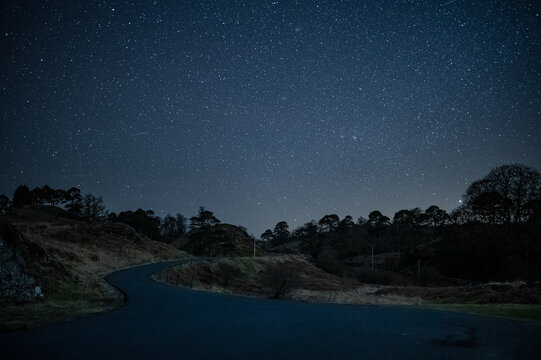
[1,260,540,359]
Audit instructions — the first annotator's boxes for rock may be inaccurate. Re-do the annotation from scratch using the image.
[0,233,42,302]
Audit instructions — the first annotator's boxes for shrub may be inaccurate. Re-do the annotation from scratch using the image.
[261,264,299,298]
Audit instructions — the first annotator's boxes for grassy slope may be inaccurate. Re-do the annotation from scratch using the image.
[428,304,541,321]
[158,255,541,321]
[1,207,186,330]
[156,255,419,305]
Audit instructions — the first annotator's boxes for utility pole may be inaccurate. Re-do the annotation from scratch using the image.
[370,244,374,269]
[253,237,256,259]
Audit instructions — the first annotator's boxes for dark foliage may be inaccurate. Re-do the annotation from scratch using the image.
[432,223,541,281]
[261,263,300,299]
[12,186,32,208]
[284,164,541,282]
[189,207,220,230]
[160,213,187,242]
[109,209,161,240]
[272,221,290,246]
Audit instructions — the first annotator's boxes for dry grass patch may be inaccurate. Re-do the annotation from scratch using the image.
[429,303,541,321]
[157,255,385,303]
[1,207,187,329]
[157,255,541,319]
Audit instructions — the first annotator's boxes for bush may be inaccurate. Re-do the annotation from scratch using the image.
[261,264,299,298]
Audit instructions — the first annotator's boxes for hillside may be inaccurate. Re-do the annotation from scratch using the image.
[0,206,185,330]
[156,255,365,301]
[157,254,541,320]
[173,223,255,257]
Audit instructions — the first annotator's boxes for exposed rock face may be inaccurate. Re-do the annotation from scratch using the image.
[2,206,183,304]
[0,232,43,302]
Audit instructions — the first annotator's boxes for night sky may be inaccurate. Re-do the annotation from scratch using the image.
[1,0,540,236]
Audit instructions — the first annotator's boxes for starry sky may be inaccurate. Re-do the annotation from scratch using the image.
[1,0,540,236]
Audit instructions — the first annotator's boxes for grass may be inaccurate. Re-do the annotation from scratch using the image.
[430,303,541,321]
[227,257,264,278]
[1,206,188,330]
[0,299,120,331]
[0,278,123,331]
[160,256,541,321]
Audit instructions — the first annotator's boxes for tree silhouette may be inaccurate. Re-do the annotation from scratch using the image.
[392,208,427,257]
[65,191,83,216]
[176,214,187,235]
[472,191,508,225]
[424,205,448,227]
[464,164,541,224]
[114,208,160,239]
[160,213,186,241]
[318,214,340,232]
[189,207,220,230]
[367,210,390,228]
[64,187,82,214]
[41,185,56,205]
[393,208,423,226]
[337,215,355,232]
[525,198,541,223]
[367,210,390,246]
[52,189,66,206]
[160,214,177,239]
[260,229,274,243]
[273,221,290,245]
[449,205,473,225]
[12,185,32,208]
[0,194,9,220]
[298,221,322,259]
[81,194,106,220]
[29,186,45,205]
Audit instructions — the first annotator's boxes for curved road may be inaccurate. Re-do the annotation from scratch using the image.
[1,260,540,359]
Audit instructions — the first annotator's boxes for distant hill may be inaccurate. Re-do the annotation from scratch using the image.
[172,223,253,257]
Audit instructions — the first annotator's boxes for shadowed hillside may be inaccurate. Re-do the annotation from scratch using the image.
[0,205,185,330]
[173,223,255,257]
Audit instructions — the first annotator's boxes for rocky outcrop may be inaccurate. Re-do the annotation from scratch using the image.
[0,232,43,302]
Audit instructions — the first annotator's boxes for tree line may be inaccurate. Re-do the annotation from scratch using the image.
[260,164,541,281]
[1,163,539,280]
[0,185,226,244]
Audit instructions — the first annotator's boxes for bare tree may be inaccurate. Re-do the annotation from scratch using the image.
[81,194,106,220]
[189,207,220,230]
[260,229,274,243]
[272,221,290,245]
[318,214,340,232]
[464,164,541,224]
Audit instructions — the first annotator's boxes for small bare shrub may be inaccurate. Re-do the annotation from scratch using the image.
[261,264,300,299]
